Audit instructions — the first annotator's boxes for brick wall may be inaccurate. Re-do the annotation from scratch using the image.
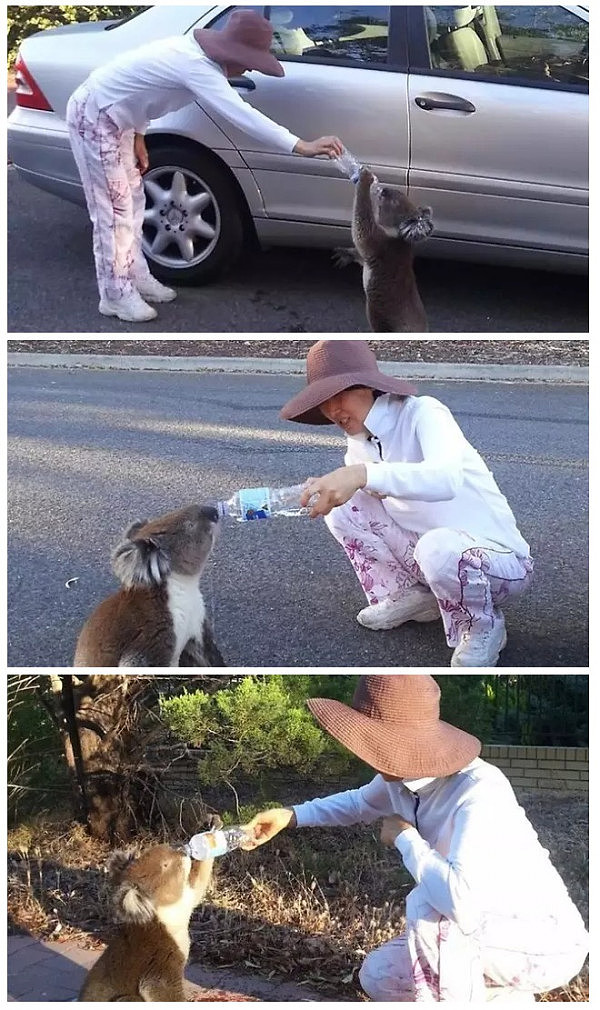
[482,745,588,792]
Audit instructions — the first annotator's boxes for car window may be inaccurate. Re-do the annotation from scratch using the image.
[266,6,390,66]
[422,5,588,87]
[206,6,390,66]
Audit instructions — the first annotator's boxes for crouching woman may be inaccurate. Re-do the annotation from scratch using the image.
[244,675,588,1002]
[280,340,534,668]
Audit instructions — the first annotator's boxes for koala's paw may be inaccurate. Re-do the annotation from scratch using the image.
[333,247,360,269]
[206,813,224,832]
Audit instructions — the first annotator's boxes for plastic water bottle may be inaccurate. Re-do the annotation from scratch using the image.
[333,146,362,184]
[184,826,251,860]
[217,484,314,522]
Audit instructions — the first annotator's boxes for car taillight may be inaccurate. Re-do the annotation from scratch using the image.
[14,53,53,112]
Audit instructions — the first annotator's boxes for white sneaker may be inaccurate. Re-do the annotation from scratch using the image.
[357,588,440,631]
[136,276,177,303]
[99,292,157,323]
[451,611,507,667]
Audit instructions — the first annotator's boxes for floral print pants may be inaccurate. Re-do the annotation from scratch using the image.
[66,86,153,301]
[324,491,534,646]
[359,893,587,1001]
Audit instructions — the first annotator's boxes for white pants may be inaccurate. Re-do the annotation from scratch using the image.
[325,492,534,646]
[66,85,153,300]
[359,894,587,1002]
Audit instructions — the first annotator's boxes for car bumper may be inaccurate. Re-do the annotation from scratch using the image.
[8,108,85,206]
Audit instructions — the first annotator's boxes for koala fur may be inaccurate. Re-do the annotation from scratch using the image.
[74,505,225,667]
[79,844,214,1002]
[335,166,433,333]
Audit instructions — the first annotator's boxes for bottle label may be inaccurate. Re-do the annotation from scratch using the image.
[237,487,272,522]
[189,829,229,858]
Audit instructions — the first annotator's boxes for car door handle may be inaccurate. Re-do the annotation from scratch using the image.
[229,76,256,91]
[415,95,476,113]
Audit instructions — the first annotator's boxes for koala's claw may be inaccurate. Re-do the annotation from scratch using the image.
[206,813,223,831]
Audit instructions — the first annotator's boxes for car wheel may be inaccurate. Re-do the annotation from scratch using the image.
[142,145,245,285]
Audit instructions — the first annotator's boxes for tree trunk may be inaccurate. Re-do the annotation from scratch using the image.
[43,675,235,841]
[72,675,145,841]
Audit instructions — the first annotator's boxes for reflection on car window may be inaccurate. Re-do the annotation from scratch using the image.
[266,6,390,66]
[424,5,588,86]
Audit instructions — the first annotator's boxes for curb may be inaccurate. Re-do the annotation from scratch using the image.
[6,352,588,385]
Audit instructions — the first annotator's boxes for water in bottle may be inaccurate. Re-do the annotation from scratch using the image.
[333,146,362,184]
[184,825,252,861]
[217,484,314,522]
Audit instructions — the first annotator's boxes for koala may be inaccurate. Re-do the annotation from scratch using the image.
[79,844,214,1002]
[74,504,225,667]
[335,166,434,333]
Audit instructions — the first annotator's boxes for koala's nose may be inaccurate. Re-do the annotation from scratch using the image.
[200,506,219,524]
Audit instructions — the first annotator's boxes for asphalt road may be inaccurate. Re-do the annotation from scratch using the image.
[7,367,588,668]
[7,170,589,334]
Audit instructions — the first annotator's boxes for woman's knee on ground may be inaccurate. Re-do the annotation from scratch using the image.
[358,940,414,1001]
[358,950,391,1000]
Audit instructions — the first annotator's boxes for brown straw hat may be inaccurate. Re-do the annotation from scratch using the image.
[307,675,481,779]
[280,341,417,426]
[195,10,285,78]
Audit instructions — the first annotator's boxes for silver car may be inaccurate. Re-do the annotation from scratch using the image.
[8,4,589,283]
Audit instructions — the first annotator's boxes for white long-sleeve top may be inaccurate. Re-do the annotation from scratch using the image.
[82,34,299,151]
[293,759,587,941]
[346,394,530,557]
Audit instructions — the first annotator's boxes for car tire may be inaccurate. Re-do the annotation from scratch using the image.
[142,144,246,285]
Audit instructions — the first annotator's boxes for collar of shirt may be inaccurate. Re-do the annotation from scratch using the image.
[401,776,437,793]
[401,758,482,795]
[364,392,408,442]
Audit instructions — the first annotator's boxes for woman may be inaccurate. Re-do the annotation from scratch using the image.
[280,340,534,667]
[66,9,343,322]
[245,675,588,1002]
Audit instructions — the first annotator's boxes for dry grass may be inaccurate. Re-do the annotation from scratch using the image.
[7,789,588,1001]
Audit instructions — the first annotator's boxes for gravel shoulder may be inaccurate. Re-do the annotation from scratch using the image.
[7,338,588,367]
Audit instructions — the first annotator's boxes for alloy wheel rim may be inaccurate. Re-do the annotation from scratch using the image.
[142,166,221,269]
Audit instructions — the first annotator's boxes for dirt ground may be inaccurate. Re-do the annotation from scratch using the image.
[7,338,589,367]
[7,787,588,1002]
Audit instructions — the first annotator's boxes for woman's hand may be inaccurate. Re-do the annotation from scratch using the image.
[134,133,150,174]
[294,136,344,159]
[242,807,297,849]
[301,464,367,518]
[380,815,414,846]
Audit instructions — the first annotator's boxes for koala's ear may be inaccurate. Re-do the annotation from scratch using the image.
[111,524,171,589]
[125,520,148,539]
[112,881,156,924]
[106,849,135,882]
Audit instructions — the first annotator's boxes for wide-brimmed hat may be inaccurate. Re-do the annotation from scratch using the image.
[307,675,481,779]
[280,341,417,426]
[195,10,285,78]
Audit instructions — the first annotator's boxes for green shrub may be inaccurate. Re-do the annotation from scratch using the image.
[435,675,495,741]
[160,676,353,786]
[8,681,66,822]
